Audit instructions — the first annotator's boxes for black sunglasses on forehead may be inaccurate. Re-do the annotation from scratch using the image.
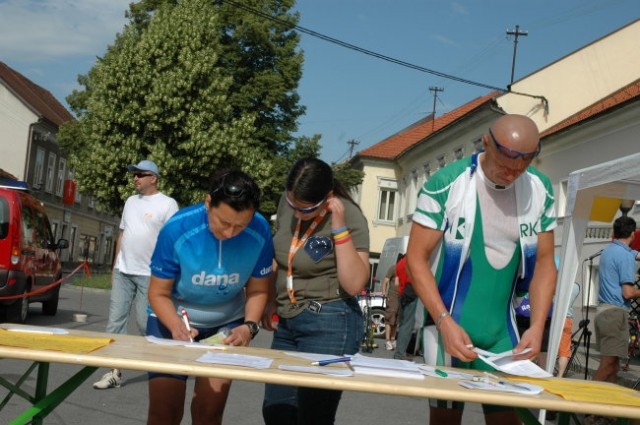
[211,175,245,199]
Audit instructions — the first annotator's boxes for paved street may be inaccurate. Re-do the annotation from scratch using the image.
[1,281,637,424]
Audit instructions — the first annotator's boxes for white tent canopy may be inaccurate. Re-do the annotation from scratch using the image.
[546,152,640,374]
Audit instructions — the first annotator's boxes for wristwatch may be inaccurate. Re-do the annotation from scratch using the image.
[243,321,260,339]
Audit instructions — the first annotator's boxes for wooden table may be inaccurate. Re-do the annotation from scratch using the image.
[1,326,639,425]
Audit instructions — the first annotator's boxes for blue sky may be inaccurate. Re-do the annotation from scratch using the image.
[1,0,638,163]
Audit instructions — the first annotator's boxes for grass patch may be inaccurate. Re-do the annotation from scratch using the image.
[70,273,112,290]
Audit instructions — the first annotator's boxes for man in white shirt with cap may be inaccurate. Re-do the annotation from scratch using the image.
[94,160,179,389]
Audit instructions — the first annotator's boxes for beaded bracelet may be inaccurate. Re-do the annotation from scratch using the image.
[331,226,348,235]
[435,311,450,331]
[332,230,350,240]
[334,235,352,245]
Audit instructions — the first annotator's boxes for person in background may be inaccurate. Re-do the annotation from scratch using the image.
[407,114,557,425]
[586,216,640,425]
[261,157,370,425]
[93,159,179,390]
[394,255,419,360]
[381,255,402,350]
[556,281,581,378]
[146,170,274,425]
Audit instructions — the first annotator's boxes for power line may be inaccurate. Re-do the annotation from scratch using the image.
[222,0,544,101]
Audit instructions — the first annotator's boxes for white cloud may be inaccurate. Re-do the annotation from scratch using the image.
[451,2,468,15]
[0,0,130,61]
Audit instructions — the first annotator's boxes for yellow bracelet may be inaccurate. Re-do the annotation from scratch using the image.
[332,230,350,240]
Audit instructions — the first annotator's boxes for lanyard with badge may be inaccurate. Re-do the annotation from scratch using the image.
[287,209,327,304]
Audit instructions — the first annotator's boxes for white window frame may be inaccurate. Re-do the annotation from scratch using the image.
[34,147,45,187]
[55,158,66,197]
[45,153,56,193]
[376,178,398,224]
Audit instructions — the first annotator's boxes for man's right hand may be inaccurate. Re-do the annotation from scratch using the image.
[439,317,478,362]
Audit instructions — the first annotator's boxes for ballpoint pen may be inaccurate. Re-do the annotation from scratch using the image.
[181,309,194,343]
[311,357,352,366]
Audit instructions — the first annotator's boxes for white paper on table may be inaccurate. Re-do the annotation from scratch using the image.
[474,347,551,378]
[459,379,544,395]
[349,353,424,379]
[145,335,228,350]
[278,365,353,376]
[418,365,477,380]
[283,351,346,362]
[4,325,69,335]
[196,351,273,369]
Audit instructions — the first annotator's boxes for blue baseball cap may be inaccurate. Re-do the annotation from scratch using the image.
[127,160,159,175]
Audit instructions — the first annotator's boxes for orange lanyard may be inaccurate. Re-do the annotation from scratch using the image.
[287,209,327,304]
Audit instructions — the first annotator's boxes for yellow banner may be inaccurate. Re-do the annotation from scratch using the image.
[0,329,112,354]
[589,197,622,223]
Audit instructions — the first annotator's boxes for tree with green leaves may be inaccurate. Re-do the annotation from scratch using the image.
[60,0,304,216]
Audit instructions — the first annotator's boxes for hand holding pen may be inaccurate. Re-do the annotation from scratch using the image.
[181,309,194,342]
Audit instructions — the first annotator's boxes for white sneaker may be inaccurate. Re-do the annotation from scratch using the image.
[385,340,394,351]
[392,340,397,349]
[93,369,122,389]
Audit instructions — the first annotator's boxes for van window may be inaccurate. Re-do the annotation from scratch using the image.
[0,197,8,239]
[21,205,37,247]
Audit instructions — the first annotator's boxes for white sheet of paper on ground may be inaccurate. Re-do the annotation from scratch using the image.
[145,335,227,350]
[4,325,69,335]
[196,351,273,369]
[278,365,353,376]
[473,347,551,378]
[458,379,544,395]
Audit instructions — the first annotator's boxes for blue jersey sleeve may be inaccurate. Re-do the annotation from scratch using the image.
[250,213,275,278]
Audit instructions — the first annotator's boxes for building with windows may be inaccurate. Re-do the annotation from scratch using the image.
[351,19,640,265]
[0,60,119,267]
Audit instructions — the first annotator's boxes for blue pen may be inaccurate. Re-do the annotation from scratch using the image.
[311,357,352,366]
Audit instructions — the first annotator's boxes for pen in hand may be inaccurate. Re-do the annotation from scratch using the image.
[181,309,194,343]
[311,357,352,366]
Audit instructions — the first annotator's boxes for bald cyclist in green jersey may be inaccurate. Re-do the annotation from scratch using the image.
[407,114,557,425]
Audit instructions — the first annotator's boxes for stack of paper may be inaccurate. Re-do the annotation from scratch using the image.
[474,347,552,378]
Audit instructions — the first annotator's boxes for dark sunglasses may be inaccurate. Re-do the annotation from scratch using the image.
[133,173,155,179]
[212,180,245,199]
[285,194,325,214]
[489,129,541,160]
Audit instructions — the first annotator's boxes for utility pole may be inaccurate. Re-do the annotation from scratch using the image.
[506,25,528,86]
[428,86,444,130]
[347,139,359,159]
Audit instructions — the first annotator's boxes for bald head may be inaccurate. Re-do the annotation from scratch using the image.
[490,114,540,153]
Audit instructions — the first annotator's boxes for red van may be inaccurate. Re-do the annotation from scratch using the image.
[0,182,68,323]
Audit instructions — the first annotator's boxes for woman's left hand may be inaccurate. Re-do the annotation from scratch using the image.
[224,324,252,347]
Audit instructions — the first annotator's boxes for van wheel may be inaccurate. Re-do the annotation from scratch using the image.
[7,289,29,323]
[42,287,60,316]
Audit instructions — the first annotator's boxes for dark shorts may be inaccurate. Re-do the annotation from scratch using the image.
[146,314,244,381]
[384,291,399,325]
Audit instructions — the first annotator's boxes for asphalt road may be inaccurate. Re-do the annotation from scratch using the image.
[0,283,543,425]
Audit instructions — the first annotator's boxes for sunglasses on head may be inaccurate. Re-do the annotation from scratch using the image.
[133,172,155,179]
[285,194,325,214]
[211,176,245,199]
[489,129,541,160]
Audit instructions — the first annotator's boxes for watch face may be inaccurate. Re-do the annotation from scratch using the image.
[245,321,259,337]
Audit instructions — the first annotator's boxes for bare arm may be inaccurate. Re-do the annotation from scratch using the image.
[622,283,640,300]
[260,260,279,331]
[406,222,477,362]
[147,276,193,341]
[515,231,557,359]
[327,195,370,295]
[227,275,270,346]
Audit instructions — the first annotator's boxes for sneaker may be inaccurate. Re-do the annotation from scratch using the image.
[392,340,397,349]
[385,340,394,350]
[93,369,122,389]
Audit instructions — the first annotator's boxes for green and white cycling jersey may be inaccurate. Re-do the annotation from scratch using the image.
[414,152,556,366]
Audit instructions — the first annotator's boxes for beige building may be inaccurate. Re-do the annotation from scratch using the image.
[0,61,119,267]
[351,20,640,275]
